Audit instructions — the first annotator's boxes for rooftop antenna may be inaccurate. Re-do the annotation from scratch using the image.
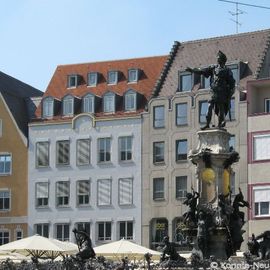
[218,0,270,33]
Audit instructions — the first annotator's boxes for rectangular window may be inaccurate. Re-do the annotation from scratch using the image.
[125,92,136,111]
[36,142,49,167]
[0,154,11,175]
[176,176,187,199]
[77,180,90,206]
[97,179,111,206]
[176,103,188,126]
[16,230,23,240]
[56,181,70,207]
[254,187,270,217]
[63,97,74,116]
[56,140,70,166]
[265,98,270,113]
[76,222,91,236]
[0,231,9,245]
[77,139,91,165]
[83,95,94,113]
[128,69,138,83]
[68,75,78,88]
[153,177,164,200]
[98,138,111,162]
[119,178,133,205]
[36,182,49,207]
[0,190,10,211]
[108,71,118,85]
[253,134,270,161]
[176,139,188,161]
[228,64,239,83]
[202,76,210,89]
[98,222,111,241]
[226,98,236,121]
[199,101,208,123]
[153,142,165,164]
[119,136,132,161]
[153,106,165,128]
[88,72,98,86]
[56,224,70,241]
[119,221,133,240]
[104,94,115,113]
[42,98,54,118]
[179,73,192,92]
[35,224,49,238]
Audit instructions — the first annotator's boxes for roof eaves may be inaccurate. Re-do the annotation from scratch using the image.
[151,41,181,98]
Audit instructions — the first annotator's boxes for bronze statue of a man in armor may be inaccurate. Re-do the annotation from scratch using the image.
[186,51,235,129]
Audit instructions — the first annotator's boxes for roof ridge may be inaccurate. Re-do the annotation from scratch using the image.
[178,28,270,45]
[255,32,270,79]
[57,55,167,68]
[151,41,181,98]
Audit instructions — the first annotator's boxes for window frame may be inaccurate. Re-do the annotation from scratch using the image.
[0,230,10,245]
[179,72,192,92]
[0,119,2,137]
[119,136,132,162]
[103,93,115,113]
[227,64,239,84]
[35,223,49,238]
[76,139,91,166]
[253,134,270,162]
[175,176,188,199]
[124,90,137,111]
[199,100,208,124]
[119,221,133,240]
[107,71,118,85]
[35,182,49,208]
[153,141,165,164]
[176,103,188,126]
[0,189,11,211]
[56,223,70,241]
[42,97,54,118]
[56,181,70,207]
[98,138,111,163]
[97,221,112,241]
[253,186,270,218]
[67,74,78,88]
[15,229,23,240]
[36,141,49,168]
[265,98,270,113]
[153,177,165,201]
[118,178,133,205]
[87,72,98,87]
[176,139,188,162]
[62,95,74,116]
[56,140,70,166]
[82,94,95,113]
[153,105,165,128]
[128,69,138,83]
[97,179,112,206]
[0,153,12,175]
[76,222,91,236]
[76,180,91,206]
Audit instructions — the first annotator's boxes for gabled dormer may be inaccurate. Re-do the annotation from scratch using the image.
[62,94,81,116]
[42,96,61,119]
[82,93,101,113]
[103,91,121,113]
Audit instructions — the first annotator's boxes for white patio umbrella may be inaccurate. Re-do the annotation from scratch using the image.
[94,238,161,260]
[0,234,77,260]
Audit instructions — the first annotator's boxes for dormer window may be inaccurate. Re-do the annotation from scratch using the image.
[83,94,95,113]
[108,71,118,85]
[88,72,98,87]
[128,69,139,83]
[63,95,74,116]
[227,64,239,84]
[179,72,192,92]
[42,97,54,118]
[125,90,136,111]
[103,92,115,113]
[67,75,78,88]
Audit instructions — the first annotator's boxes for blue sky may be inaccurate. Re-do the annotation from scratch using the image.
[1,0,270,91]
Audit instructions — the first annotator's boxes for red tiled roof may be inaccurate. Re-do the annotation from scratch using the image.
[158,29,270,97]
[35,56,167,119]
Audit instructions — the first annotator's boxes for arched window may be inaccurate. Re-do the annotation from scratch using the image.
[63,95,74,116]
[42,97,54,118]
